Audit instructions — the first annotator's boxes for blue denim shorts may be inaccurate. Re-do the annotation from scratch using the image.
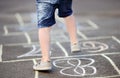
[36,0,73,28]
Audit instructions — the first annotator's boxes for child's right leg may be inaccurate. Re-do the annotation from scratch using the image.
[33,27,52,71]
[38,27,51,62]
[33,2,56,71]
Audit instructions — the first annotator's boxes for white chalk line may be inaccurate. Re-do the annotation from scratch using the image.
[2,32,25,36]
[17,45,42,58]
[77,30,88,40]
[94,75,120,78]
[0,45,3,62]
[32,59,37,64]
[86,20,99,29]
[2,58,36,63]
[2,52,120,63]
[3,36,113,46]
[3,25,8,35]
[32,59,39,78]
[56,42,69,57]
[77,20,98,40]
[4,42,39,46]
[101,54,120,75]
[112,36,120,44]
[72,19,98,31]
[77,26,97,31]
[15,13,24,26]
[24,32,32,44]
[82,36,112,41]
[17,45,36,58]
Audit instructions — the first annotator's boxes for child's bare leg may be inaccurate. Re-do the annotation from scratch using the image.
[64,14,78,45]
[38,27,51,62]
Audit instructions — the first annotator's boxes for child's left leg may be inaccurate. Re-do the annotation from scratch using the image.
[64,14,78,45]
[58,0,80,52]
[64,14,80,52]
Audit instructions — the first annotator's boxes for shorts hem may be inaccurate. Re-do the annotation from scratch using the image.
[59,12,73,18]
[38,23,56,28]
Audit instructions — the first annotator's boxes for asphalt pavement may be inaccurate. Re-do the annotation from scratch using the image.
[0,0,120,78]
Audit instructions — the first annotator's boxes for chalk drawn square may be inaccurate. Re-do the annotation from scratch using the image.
[36,55,120,78]
[107,54,120,72]
[61,36,120,56]
[2,45,40,61]
[5,24,37,33]
[0,35,27,45]
[2,43,65,62]
[77,21,95,30]
[56,18,96,31]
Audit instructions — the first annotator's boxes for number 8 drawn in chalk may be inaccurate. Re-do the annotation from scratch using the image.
[53,58,97,77]
[81,41,109,53]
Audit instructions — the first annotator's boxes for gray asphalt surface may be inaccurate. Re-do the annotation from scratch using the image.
[0,0,120,78]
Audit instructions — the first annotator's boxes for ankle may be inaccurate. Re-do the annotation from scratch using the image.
[71,42,78,45]
[41,57,51,62]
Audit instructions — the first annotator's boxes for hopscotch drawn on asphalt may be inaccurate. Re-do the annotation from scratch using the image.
[1,16,120,78]
[17,40,109,58]
[1,35,120,78]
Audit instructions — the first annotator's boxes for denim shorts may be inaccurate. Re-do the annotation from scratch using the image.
[36,0,73,28]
